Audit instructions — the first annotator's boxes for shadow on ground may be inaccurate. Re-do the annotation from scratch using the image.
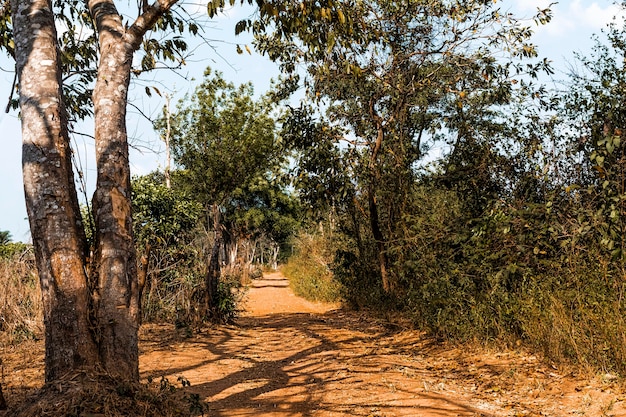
[140,309,494,417]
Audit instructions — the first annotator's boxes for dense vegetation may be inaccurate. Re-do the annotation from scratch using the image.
[279,8,626,375]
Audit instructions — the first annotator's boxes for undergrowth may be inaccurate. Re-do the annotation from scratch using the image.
[10,372,204,416]
[0,248,42,344]
[0,242,246,344]
[282,232,342,303]
[288,188,626,378]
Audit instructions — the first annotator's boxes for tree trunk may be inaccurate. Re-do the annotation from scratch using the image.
[367,183,391,292]
[12,0,179,386]
[368,105,391,293]
[89,0,141,381]
[205,204,221,318]
[12,0,99,382]
[0,382,6,410]
[270,243,279,270]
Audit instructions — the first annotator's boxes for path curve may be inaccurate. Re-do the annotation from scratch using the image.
[139,272,626,416]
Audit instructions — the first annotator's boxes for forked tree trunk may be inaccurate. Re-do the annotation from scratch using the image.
[12,0,179,383]
[12,0,99,382]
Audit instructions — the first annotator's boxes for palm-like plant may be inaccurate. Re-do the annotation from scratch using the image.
[0,231,11,245]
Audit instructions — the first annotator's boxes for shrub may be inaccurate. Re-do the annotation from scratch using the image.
[0,242,30,260]
[283,232,342,303]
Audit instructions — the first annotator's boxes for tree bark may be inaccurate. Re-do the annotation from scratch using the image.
[12,0,180,383]
[368,101,391,293]
[367,183,391,292]
[0,382,6,410]
[88,0,140,381]
[205,204,222,318]
[86,0,180,381]
[11,0,99,382]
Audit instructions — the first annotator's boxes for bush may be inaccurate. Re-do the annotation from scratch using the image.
[0,242,31,260]
[283,232,342,303]
[517,251,626,374]
[141,247,246,328]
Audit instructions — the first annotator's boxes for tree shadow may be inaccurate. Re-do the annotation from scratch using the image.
[140,310,497,416]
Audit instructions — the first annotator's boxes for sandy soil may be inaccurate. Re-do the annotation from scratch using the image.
[3,271,626,416]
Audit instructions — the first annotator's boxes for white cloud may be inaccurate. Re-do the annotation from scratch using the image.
[510,0,625,37]
[572,1,626,30]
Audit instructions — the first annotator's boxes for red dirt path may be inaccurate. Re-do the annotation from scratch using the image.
[2,271,626,416]
[139,272,626,416]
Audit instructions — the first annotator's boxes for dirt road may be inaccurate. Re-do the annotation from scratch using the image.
[139,272,626,416]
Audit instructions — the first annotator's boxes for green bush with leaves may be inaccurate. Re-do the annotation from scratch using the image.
[0,242,30,260]
[131,171,245,325]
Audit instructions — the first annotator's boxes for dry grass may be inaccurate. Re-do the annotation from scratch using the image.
[7,371,197,417]
[0,251,42,345]
[282,233,342,303]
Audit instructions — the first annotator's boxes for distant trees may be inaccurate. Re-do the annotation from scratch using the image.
[154,68,298,319]
[0,230,30,259]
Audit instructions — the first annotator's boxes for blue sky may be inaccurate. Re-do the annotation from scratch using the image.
[0,0,623,242]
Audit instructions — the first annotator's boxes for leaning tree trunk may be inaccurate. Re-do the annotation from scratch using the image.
[11,0,99,382]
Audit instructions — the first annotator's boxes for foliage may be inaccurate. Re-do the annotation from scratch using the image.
[563,23,626,262]
[164,67,283,207]
[273,0,554,294]
[0,230,30,260]
[226,174,301,266]
[283,231,342,303]
[275,0,626,376]
[0,231,10,246]
[155,67,298,320]
[130,171,248,325]
[132,171,202,251]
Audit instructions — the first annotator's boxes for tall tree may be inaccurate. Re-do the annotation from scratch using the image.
[7,0,190,383]
[159,68,285,318]
[258,0,552,293]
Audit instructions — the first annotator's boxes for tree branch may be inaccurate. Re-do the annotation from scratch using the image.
[127,0,181,49]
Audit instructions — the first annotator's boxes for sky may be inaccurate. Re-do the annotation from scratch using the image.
[0,0,623,242]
